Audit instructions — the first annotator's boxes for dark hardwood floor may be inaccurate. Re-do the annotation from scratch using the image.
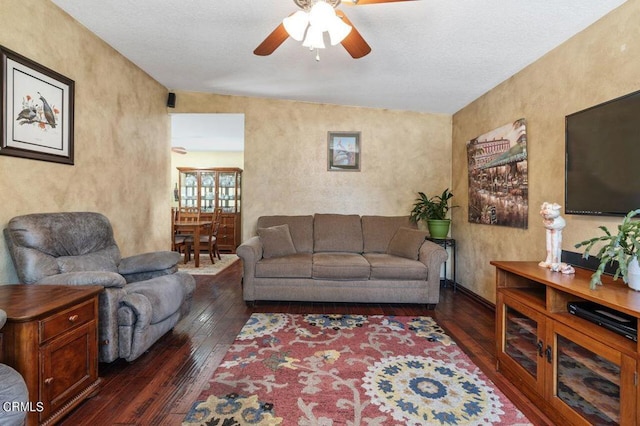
[60,261,553,425]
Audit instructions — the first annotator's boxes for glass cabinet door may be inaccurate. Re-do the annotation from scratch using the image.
[180,171,198,210]
[236,172,241,213]
[218,172,237,213]
[200,171,216,213]
[497,294,546,394]
[550,322,634,425]
[505,305,539,377]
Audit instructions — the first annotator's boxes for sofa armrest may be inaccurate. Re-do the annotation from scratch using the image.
[418,240,449,304]
[35,271,127,288]
[119,251,179,275]
[236,236,263,301]
[237,236,263,264]
[119,251,180,283]
[419,240,448,265]
[119,292,152,328]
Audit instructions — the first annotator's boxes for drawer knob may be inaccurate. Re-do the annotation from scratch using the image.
[68,315,79,322]
[44,377,54,385]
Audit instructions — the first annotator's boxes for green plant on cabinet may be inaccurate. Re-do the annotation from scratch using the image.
[575,208,640,290]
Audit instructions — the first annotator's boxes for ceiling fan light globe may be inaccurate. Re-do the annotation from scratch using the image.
[283,11,309,41]
[308,1,336,32]
[327,16,352,45]
[302,25,325,49]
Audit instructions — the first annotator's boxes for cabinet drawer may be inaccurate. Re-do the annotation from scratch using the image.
[40,299,96,343]
[219,224,234,237]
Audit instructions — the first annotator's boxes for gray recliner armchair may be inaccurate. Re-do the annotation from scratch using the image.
[0,309,28,426]
[4,212,196,363]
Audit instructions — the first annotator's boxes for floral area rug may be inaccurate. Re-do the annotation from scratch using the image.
[183,313,532,425]
[177,253,239,275]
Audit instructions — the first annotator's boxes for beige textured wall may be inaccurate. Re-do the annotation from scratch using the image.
[172,92,452,241]
[0,0,170,282]
[452,1,639,303]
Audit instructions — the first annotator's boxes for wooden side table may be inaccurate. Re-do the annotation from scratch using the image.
[0,285,103,426]
[426,237,457,291]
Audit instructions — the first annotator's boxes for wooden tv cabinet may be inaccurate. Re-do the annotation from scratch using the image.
[0,285,103,426]
[492,261,640,426]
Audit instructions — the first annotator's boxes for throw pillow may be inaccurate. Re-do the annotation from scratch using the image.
[258,224,297,259]
[386,227,428,260]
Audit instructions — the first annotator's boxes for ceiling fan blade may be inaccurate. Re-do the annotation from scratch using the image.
[343,0,417,4]
[171,146,187,154]
[254,23,289,56]
[336,11,371,59]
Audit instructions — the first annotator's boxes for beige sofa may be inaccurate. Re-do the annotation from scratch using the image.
[237,214,448,307]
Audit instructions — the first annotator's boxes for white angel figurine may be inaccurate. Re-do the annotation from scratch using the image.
[539,202,575,274]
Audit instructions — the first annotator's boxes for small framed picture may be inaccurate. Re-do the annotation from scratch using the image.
[327,131,360,171]
[1,45,75,165]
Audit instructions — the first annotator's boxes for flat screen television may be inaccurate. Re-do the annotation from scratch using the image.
[565,89,640,216]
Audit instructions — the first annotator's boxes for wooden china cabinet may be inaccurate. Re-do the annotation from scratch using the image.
[493,261,640,425]
[177,167,242,252]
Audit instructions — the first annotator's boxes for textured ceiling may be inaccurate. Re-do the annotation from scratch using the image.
[52,0,626,115]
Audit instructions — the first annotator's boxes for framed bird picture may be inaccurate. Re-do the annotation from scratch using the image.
[0,45,74,165]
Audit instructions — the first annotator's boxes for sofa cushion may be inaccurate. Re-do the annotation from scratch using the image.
[312,252,370,280]
[257,224,297,259]
[5,212,123,284]
[256,253,312,278]
[257,216,314,253]
[362,216,415,253]
[57,246,120,273]
[118,251,180,275]
[314,214,363,253]
[364,253,428,280]
[387,227,428,260]
[125,275,186,324]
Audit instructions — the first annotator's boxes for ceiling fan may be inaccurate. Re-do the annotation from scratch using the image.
[254,0,415,59]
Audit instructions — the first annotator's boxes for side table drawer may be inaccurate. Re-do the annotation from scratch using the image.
[40,299,96,343]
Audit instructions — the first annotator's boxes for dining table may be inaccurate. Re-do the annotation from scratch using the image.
[174,220,212,267]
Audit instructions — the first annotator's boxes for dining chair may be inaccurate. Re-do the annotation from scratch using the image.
[172,207,192,263]
[177,208,201,223]
[180,206,200,214]
[213,207,223,224]
[210,208,223,261]
[189,221,221,263]
[209,221,222,262]
[177,209,209,264]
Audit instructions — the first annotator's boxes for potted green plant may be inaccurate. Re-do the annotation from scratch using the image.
[574,208,640,290]
[409,188,456,239]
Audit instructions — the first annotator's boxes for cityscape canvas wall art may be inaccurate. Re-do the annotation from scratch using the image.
[466,118,528,229]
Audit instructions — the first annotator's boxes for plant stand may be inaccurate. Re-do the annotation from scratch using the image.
[427,237,456,291]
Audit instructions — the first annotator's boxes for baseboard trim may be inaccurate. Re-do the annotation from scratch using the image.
[452,283,495,312]
[450,251,612,313]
